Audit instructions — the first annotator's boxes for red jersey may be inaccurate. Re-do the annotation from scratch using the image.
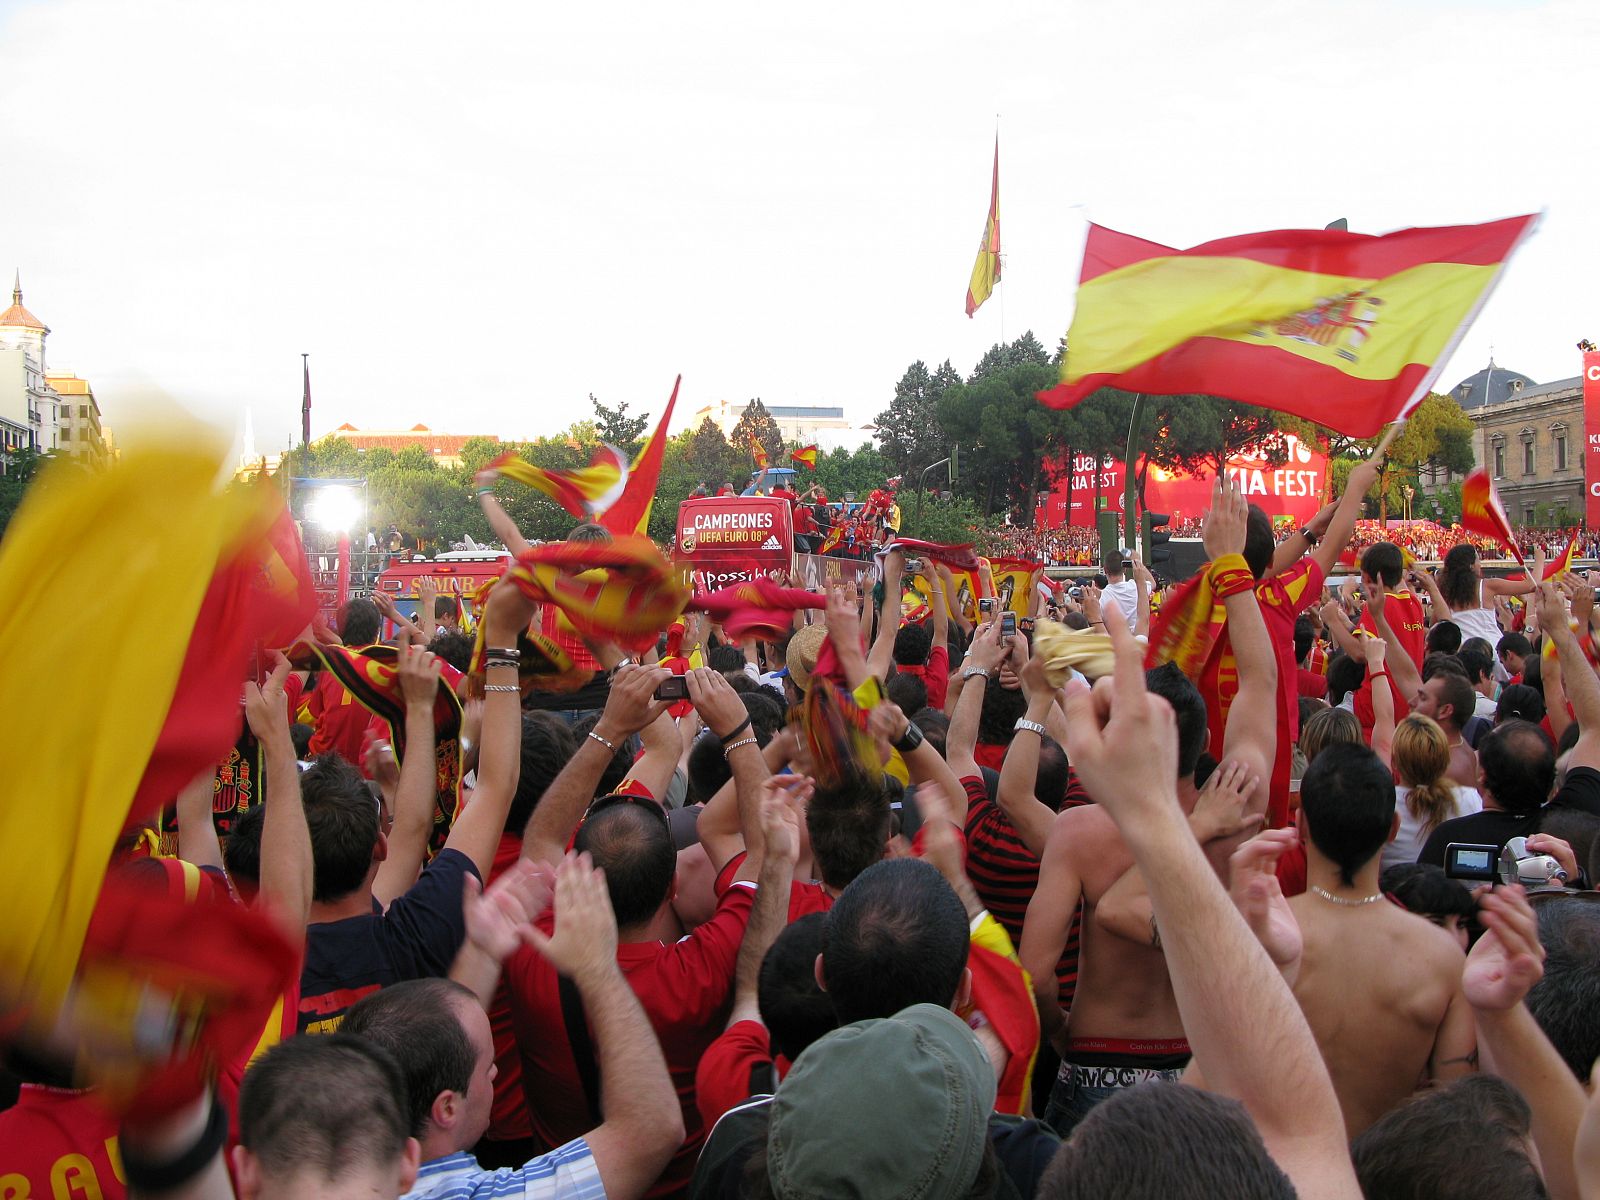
[306,666,383,764]
[505,883,755,1198]
[713,852,834,920]
[896,644,951,709]
[1201,558,1323,828]
[486,833,534,1143]
[695,1020,790,1130]
[1354,590,1427,737]
[0,1086,124,1200]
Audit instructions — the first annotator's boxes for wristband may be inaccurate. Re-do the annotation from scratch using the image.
[717,715,753,744]
[121,1094,229,1193]
[723,736,759,756]
[587,730,617,754]
[1014,718,1048,738]
[483,683,520,693]
[484,646,522,661]
[892,722,925,755]
[1298,526,1320,545]
[476,486,496,497]
[1207,553,1255,600]
[1368,670,1391,684]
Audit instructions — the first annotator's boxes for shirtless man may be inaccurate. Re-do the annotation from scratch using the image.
[1287,739,1475,1137]
[1020,475,1279,1137]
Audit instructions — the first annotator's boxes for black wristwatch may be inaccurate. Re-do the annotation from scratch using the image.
[893,722,925,755]
[1298,526,1320,545]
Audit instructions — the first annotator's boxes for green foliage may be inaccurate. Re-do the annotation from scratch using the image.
[0,449,47,540]
[590,395,649,457]
[874,360,957,479]
[729,399,784,465]
[393,444,437,472]
[899,493,984,544]
[1145,396,1291,478]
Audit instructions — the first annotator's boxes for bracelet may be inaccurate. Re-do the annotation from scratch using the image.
[892,722,925,754]
[1368,669,1391,684]
[484,656,520,669]
[1014,718,1048,737]
[483,683,520,693]
[723,736,759,756]
[717,716,753,744]
[476,486,496,497]
[484,646,522,661]
[587,730,617,753]
[121,1093,229,1193]
[1298,526,1320,545]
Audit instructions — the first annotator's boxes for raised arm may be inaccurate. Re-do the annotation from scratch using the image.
[1274,500,1336,577]
[1410,567,1449,618]
[866,549,906,680]
[723,781,804,1028]
[527,854,685,1199]
[688,668,772,873]
[946,620,1004,792]
[1366,585,1423,705]
[476,469,532,555]
[523,666,670,869]
[1061,605,1360,1199]
[1541,580,1600,772]
[1486,544,1544,598]
[824,583,871,692]
[1365,636,1396,768]
[1321,597,1366,661]
[373,641,444,907]
[416,576,438,642]
[998,654,1068,856]
[1205,475,1277,811]
[176,771,223,872]
[1309,447,1382,580]
[1132,558,1155,640]
[246,654,313,948]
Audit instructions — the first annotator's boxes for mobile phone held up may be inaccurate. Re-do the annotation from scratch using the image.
[1001,612,1017,639]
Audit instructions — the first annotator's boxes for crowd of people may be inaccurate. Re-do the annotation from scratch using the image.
[12,444,1600,1200]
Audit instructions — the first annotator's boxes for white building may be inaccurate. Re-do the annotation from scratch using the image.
[690,400,853,446]
[0,275,61,456]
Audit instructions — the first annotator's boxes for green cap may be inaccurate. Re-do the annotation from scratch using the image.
[766,1003,996,1200]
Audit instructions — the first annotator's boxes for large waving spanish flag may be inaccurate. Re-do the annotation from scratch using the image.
[601,376,680,536]
[1041,215,1537,437]
[492,443,630,519]
[1460,467,1525,565]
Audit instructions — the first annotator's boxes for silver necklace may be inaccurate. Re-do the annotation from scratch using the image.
[1309,884,1384,907]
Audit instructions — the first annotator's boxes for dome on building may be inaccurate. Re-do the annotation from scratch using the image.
[0,273,47,333]
[1448,360,1536,409]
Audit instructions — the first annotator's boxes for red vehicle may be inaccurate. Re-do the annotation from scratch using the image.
[372,549,512,634]
[674,495,795,591]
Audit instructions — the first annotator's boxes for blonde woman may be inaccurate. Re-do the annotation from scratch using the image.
[1383,713,1483,869]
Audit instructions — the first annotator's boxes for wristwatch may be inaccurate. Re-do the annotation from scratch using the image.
[961,667,992,683]
[893,723,925,755]
[1014,718,1048,737]
[1298,526,1320,545]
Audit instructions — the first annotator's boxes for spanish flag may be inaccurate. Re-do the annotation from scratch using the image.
[491,443,629,519]
[1543,529,1580,580]
[753,444,771,471]
[1041,215,1538,437]
[792,444,819,471]
[965,136,1001,317]
[1460,468,1525,565]
[601,376,679,537]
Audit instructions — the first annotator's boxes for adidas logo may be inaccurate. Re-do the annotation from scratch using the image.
[760,535,783,551]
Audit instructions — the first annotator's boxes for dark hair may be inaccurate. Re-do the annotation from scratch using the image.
[1428,670,1477,732]
[570,713,634,796]
[1326,651,1366,706]
[1477,721,1555,814]
[977,681,1028,748]
[1520,651,1544,699]
[337,598,382,647]
[806,781,892,891]
[1440,544,1480,610]
[1145,663,1208,778]
[686,733,732,806]
[1495,684,1546,726]
[893,623,932,667]
[1296,696,1325,731]
[739,690,785,746]
[1537,809,1600,878]
[1299,742,1396,886]
[433,596,457,621]
[1379,862,1476,922]
[290,722,314,761]
[1559,720,1582,759]
[1527,897,1600,1082]
[823,859,969,1024]
[1497,631,1532,663]
[885,672,928,718]
[1422,652,1470,682]
[1458,644,1495,687]
[238,1034,410,1180]
[566,523,612,544]
[1299,707,1362,765]
[428,630,474,674]
[573,800,676,927]
[1352,1076,1543,1200]
[301,755,380,902]
[1293,615,1315,665]
[341,979,477,1137]
[508,713,578,837]
[758,914,838,1062]
[1361,542,1405,588]
[1039,1083,1294,1199]
[1036,735,1070,812]
[708,645,747,676]
[913,708,950,759]
[1426,621,1463,656]
[1243,506,1275,580]
[223,803,266,886]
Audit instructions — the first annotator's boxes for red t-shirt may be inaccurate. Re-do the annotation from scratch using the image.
[897,644,951,710]
[695,1019,791,1130]
[0,1086,125,1200]
[506,883,755,1198]
[712,851,835,920]
[307,668,383,764]
[486,833,534,1143]
[1354,590,1427,737]
[1296,667,1329,700]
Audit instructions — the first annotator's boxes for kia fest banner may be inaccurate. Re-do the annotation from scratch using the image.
[1585,350,1600,528]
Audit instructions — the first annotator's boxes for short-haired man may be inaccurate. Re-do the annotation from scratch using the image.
[343,855,684,1200]
[1350,542,1426,737]
[1100,551,1138,625]
[1411,667,1480,789]
[1286,741,1474,1137]
[1498,630,1532,683]
[307,596,385,763]
[234,1034,420,1199]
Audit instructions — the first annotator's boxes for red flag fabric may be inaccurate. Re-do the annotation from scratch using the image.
[690,579,827,641]
[1460,468,1525,565]
[503,536,690,654]
[886,537,983,573]
[791,445,819,471]
[1040,216,1538,437]
[753,444,771,471]
[601,376,680,536]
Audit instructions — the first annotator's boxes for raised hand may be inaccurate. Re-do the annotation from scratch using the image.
[397,639,442,711]
[1190,759,1265,844]
[524,853,621,986]
[1203,473,1248,560]
[684,666,750,740]
[758,775,809,867]
[1463,884,1545,1012]
[243,651,293,745]
[462,859,555,965]
[1228,829,1304,983]
[599,664,673,739]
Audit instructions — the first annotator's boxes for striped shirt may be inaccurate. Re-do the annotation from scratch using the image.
[404,1142,604,1199]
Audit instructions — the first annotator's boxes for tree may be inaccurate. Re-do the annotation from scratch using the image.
[729,399,784,468]
[900,494,984,544]
[1145,396,1291,479]
[874,360,955,479]
[393,444,437,472]
[0,448,46,540]
[591,395,649,458]
[968,330,1050,380]
[938,358,1063,522]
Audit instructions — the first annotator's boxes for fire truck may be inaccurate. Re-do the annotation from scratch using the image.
[370,549,512,635]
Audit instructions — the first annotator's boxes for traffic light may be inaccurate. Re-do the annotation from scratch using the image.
[949,444,960,483]
[1096,511,1120,571]
[1142,511,1171,567]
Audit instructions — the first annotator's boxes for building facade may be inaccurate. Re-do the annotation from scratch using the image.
[47,372,108,466]
[0,276,60,457]
[329,422,498,469]
[690,400,851,445]
[1446,361,1585,526]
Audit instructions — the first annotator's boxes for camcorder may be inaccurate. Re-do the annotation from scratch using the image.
[654,675,690,702]
[1444,837,1568,887]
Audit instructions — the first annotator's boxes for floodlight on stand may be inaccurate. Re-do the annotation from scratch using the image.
[310,485,363,533]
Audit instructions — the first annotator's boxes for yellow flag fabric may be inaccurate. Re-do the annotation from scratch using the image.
[0,448,264,1014]
[965,137,1001,317]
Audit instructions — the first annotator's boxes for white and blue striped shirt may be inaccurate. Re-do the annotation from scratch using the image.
[404,1139,606,1200]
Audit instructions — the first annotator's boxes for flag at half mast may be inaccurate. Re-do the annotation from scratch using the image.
[965,136,1001,317]
[1039,214,1537,437]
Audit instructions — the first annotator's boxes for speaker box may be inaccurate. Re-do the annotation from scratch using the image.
[1161,538,1209,583]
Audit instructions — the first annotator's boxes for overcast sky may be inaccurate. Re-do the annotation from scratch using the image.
[2,0,1594,454]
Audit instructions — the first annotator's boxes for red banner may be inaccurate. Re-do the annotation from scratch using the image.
[1585,350,1600,528]
[1040,433,1328,528]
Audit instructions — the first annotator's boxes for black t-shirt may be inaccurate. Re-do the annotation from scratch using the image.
[1418,766,1600,866]
[297,848,479,1033]
[689,1097,1057,1200]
